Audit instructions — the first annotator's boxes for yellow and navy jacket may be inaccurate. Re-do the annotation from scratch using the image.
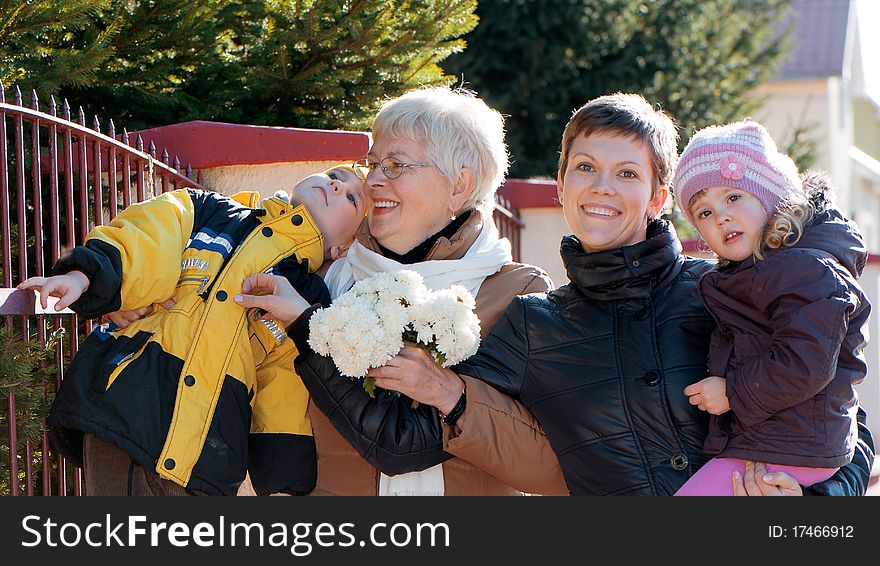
[48,188,329,495]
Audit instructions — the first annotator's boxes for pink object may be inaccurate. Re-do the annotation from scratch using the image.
[674,457,838,496]
[674,120,802,226]
[719,156,745,180]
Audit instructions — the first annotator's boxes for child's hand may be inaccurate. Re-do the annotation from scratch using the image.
[684,375,730,415]
[102,299,176,329]
[17,271,90,311]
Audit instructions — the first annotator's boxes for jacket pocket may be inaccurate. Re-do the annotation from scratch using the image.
[753,395,817,442]
[101,330,155,391]
[167,293,203,317]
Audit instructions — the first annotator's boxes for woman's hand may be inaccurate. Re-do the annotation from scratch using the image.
[732,461,803,496]
[234,273,310,327]
[367,343,464,414]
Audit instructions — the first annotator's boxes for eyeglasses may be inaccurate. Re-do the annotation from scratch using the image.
[354,156,433,180]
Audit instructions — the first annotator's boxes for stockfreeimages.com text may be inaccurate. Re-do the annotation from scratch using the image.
[21,514,451,556]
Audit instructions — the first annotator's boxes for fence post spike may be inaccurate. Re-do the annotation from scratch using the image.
[49,95,57,116]
[136,135,144,152]
[62,99,71,121]
[149,141,157,158]
[122,128,130,145]
[186,164,193,178]
[108,119,116,139]
[31,89,39,111]
[92,115,100,133]
[174,156,181,170]
[162,148,169,164]
[78,107,86,126]
[14,85,23,105]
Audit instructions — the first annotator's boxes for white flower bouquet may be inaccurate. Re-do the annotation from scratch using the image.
[308,270,481,397]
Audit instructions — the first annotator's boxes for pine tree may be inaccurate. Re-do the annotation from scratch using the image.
[444,0,794,178]
[3,0,478,131]
[0,0,112,91]
[55,0,235,129]
[222,0,479,130]
[0,326,63,496]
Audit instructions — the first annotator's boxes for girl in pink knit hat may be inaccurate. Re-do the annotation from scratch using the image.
[673,120,870,496]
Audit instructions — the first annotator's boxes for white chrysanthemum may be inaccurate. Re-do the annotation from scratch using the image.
[308,309,335,355]
[447,284,476,309]
[309,270,435,378]
[308,270,479,381]
[374,300,410,333]
[408,301,438,345]
[406,287,480,366]
[350,270,427,305]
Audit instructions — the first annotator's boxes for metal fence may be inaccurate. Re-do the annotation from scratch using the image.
[0,82,523,496]
[0,83,206,495]
[493,194,523,262]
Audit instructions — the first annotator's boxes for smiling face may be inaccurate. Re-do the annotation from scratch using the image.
[365,134,471,255]
[689,185,768,262]
[291,167,366,259]
[557,132,667,253]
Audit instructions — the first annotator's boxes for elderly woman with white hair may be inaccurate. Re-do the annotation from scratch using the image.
[236,86,568,496]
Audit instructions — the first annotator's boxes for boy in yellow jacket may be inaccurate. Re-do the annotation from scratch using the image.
[19,165,365,495]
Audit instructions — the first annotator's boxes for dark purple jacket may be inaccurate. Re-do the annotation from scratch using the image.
[700,204,870,468]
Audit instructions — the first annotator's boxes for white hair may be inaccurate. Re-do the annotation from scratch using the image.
[372,87,509,214]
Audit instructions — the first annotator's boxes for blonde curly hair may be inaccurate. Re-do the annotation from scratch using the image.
[704,170,834,267]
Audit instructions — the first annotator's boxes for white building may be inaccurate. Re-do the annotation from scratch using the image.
[753,0,880,247]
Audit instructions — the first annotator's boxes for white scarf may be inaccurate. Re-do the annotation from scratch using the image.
[323,217,512,496]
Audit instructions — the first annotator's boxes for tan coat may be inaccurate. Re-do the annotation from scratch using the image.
[308,211,568,495]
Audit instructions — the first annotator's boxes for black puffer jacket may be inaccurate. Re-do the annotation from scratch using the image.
[456,219,875,495]
[456,220,713,494]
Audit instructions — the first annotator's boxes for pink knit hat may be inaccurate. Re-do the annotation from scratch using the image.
[674,120,801,226]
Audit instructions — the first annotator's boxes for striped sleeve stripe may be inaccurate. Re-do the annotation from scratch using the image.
[187,228,235,257]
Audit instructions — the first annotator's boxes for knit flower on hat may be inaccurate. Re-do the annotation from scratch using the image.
[720,156,745,180]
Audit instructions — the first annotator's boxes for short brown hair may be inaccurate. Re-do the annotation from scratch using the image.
[558,93,679,193]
